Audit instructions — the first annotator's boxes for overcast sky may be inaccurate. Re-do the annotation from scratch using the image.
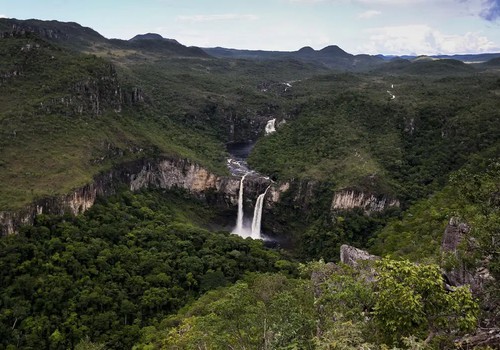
[1,0,500,55]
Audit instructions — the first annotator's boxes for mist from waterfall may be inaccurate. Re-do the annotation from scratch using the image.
[251,185,270,239]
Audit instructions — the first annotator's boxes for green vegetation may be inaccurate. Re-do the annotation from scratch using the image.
[373,259,477,345]
[136,260,477,349]
[0,33,233,210]
[0,189,290,349]
[371,155,500,266]
[249,73,500,202]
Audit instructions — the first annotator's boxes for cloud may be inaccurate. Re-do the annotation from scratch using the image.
[0,14,7,18]
[289,0,442,4]
[361,24,499,54]
[176,14,259,23]
[358,10,382,19]
[480,0,500,20]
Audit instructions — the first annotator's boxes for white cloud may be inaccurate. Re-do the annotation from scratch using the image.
[176,14,259,23]
[358,10,382,19]
[290,0,444,4]
[360,24,499,55]
[0,14,7,18]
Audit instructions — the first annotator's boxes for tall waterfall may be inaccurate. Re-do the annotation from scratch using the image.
[265,119,276,135]
[232,173,248,237]
[251,186,271,239]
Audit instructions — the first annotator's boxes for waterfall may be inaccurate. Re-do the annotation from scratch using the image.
[251,185,271,239]
[233,173,249,237]
[265,119,276,135]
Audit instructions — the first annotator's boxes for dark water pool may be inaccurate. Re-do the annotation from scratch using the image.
[226,142,255,160]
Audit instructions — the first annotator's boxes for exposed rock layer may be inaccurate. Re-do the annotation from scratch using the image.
[331,189,400,214]
[0,158,243,235]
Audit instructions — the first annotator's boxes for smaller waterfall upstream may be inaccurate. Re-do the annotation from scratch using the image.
[251,186,271,239]
[265,119,276,135]
[233,173,248,237]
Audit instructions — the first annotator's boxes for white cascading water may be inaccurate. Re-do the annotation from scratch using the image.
[251,185,271,239]
[232,173,249,237]
[265,119,276,135]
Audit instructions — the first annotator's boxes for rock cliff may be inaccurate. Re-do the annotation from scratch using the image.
[0,158,243,235]
[331,189,400,214]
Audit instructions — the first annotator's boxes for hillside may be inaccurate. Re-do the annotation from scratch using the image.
[249,72,500,201]
[0,31,227,210]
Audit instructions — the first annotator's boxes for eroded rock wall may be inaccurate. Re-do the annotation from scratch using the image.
[0,158,242,235]
[331,189,400,214]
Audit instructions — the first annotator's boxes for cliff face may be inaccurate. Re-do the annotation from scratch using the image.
[0,158,242,236]
[331,189,400,214]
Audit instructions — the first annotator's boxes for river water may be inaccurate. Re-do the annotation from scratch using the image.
[226,142,255,177]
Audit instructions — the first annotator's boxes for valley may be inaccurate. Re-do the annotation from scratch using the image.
[0,18,499,349]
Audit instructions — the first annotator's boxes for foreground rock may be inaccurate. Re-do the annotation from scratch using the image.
[340,244,379,267]
[441,217,494,295]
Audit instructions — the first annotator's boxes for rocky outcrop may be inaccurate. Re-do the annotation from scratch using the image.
[331,189,400,214]
[38,64,145,117]
[268,182,290,204]
[441,217,470,253]
[456,328,500,349]
[441,217,494,295]
[128,159,240,205]
[0,180,111,236]
[340,244,379,267]
[0,157,243,236]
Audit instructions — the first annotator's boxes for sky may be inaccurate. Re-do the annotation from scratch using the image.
[1,0,500,55]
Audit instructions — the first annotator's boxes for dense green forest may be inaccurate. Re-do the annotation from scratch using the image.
[1,19,499,349]
[0,190,292,349]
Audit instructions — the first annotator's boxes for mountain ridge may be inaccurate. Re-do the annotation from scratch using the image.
[3,18,500,67]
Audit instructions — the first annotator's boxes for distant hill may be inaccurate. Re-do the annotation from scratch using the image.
[0,18,209,59]
[373,58,476,75]
[203,45,384,71]
[130,33,178,44]
[0,18,107,51]
[481,56,500,67]
[433,52,500,62]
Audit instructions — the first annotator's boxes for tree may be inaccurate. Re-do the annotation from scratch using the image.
[372,258,478,346]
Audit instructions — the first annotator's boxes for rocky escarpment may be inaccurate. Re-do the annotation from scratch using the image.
[331,189,400,214]
[37,63,146,117]
[0,157,246,236]
[441,217,494,295]
[0,157,281,236]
